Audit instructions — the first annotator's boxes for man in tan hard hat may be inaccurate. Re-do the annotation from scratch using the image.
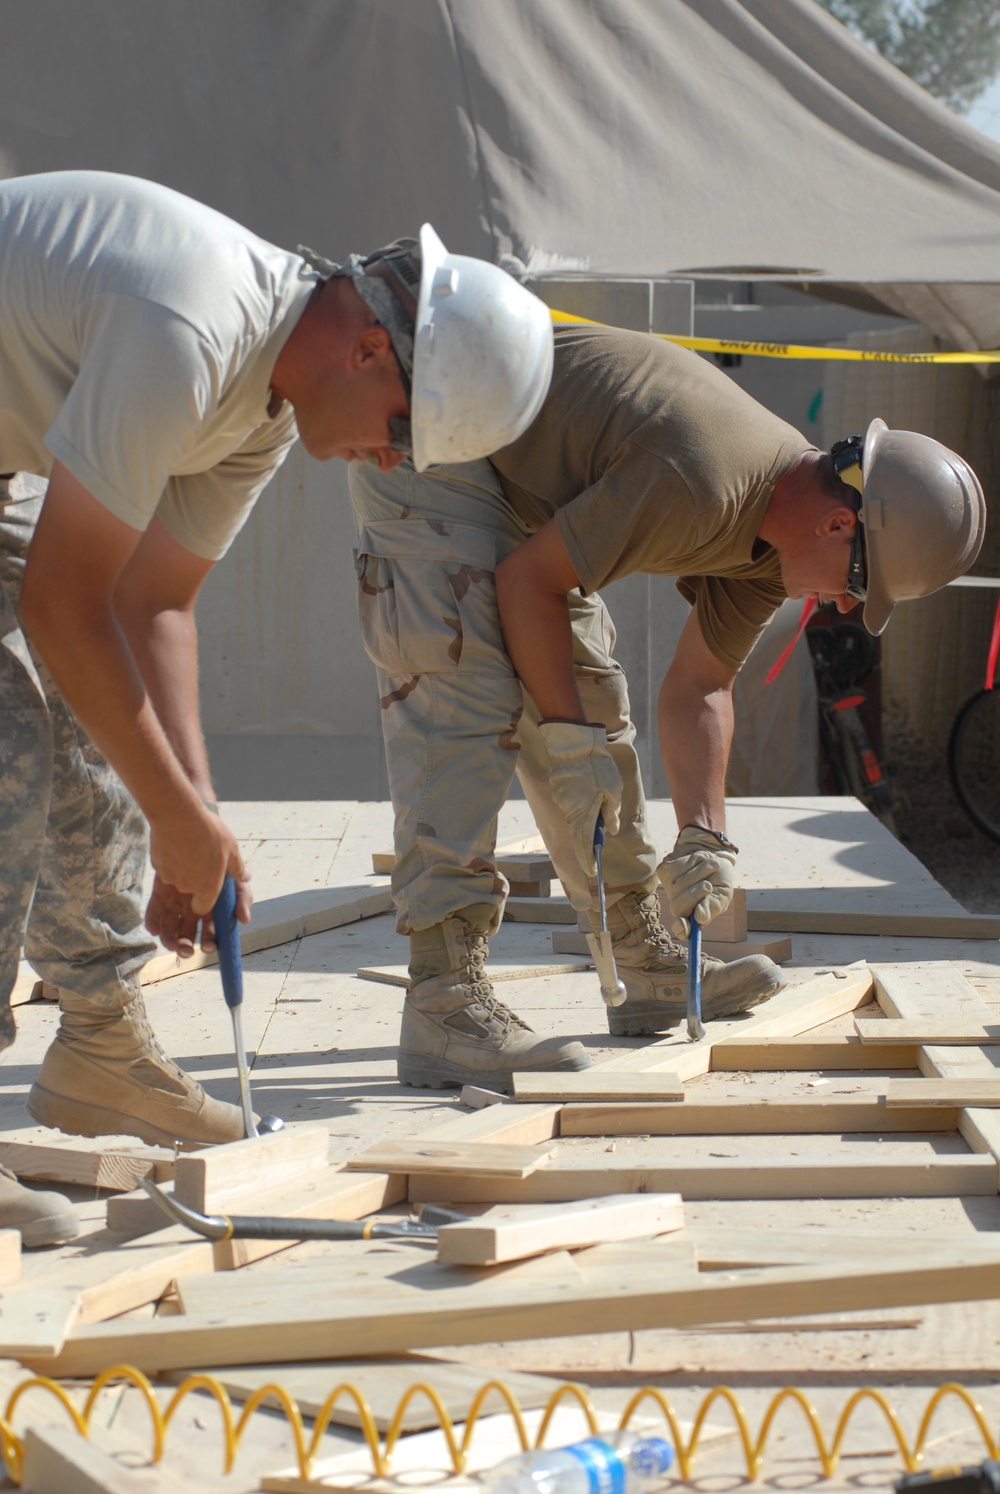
[0,170,554,1243]
[349,321,985,1092]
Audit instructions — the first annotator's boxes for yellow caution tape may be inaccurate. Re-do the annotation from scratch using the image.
[550,307,1000,363]
[1,1368,997,1483]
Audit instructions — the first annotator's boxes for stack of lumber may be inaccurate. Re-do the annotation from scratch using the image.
[1,958,998,1384]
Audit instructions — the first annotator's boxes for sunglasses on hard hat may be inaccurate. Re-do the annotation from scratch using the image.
[830,434,868,605]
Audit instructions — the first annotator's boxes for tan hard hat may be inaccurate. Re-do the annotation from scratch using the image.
[859,418,986,636]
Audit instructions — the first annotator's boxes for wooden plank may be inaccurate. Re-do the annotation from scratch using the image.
[21,1424,172,1494]
[425,1102,562,1146]
[503,897,576,925]
[175,1248,582,1320]
[559,1094,958,1135]
[174,1125,331,1213]
[871,963,994,1022]
[459,1085,508,1109]
[688,1224,998,1268]
[357,957,590,987]
[659,887,747,943]
[594,962,873,1080]
[0,1289,80,1357]
[550,928,793,963]
[711,1036,921,1071]
[140,882,394,985]
[887,1079,1000,1108]
[437,1194,685,1266]
[406,1153,996,1204]
[170,1359,572,1434]
[870,963,1000,1177]
[857,1019,1000,1045]
[28,1172,405,1324]
[35,1246,1000,1377]
[748,907,1000,939]
[0,1141,174,1192]
[0,1232,20,1288]
[346,1139,556,1179]
[513,1072,684,1103]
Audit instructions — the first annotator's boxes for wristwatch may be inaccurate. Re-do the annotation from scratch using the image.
[683,824,739,854]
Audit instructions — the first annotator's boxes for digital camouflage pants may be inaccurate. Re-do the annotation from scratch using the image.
[0,476,154,1051]
[349,458,659,936]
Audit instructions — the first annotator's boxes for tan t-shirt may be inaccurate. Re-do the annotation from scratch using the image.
[490,324,811,671]
[0,171,317,559]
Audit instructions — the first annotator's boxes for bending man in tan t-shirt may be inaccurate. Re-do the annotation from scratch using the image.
[349,322,985,1092]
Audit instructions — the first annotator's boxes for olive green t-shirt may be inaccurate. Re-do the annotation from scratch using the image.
[489,324,810,671]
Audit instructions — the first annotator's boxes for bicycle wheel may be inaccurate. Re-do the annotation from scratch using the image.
[948,688,1000,843]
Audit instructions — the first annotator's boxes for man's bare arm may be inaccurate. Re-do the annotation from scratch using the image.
[658,606,738,833]
[494,520,586,720]
[19,461,245,914]
[115,517,252,952]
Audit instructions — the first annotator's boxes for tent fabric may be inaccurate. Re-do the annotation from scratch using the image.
[1,0,999,352]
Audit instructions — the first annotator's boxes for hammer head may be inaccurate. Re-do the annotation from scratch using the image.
[586,930,628,1007]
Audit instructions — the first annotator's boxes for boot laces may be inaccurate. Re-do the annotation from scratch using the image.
[634,894,686,960]
[123,996,186,1077]
[460,930,529,1034]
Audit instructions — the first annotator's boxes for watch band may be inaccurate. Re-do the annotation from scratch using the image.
[683,823,739,854]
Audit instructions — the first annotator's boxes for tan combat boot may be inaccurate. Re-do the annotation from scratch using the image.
[0,1167,79,1248]
[605,888,785,1036]
[399,904,590,1091]
[27,985,245,1148]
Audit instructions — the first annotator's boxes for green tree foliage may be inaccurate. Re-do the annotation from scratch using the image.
[816,0,1000,112]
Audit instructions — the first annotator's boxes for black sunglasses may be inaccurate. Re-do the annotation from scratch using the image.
[830,434,868,604]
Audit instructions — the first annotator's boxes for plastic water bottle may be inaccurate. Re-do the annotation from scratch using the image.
[479,1430,674,1494]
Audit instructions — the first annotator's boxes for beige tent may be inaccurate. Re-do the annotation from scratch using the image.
[2,0,997,789]
[4,0,1000,342]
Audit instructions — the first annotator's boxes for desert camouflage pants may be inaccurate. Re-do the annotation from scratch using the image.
[350,459,659,935]
[0,476,154,1051]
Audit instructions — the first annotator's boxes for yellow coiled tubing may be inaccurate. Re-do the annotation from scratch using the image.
[0,1370,996,1484]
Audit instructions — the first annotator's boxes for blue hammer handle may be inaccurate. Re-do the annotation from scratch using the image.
[212,874,243,1012]
[213,874,258,1138]
[687,918,705,1041]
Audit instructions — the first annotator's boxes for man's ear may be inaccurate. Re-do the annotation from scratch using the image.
[819,505,858,539]
[350,323,394,371]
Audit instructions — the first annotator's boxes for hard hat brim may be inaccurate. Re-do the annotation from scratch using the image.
[860,418,893,636]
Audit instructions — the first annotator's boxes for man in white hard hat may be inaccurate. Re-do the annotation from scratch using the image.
[350,322,985,1092]
[0,170,553,1244]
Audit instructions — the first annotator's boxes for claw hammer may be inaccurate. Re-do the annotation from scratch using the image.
[586,813,627,1008]
[212,875,284,1139]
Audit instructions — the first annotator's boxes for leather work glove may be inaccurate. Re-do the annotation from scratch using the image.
[658,824,738,938]
[538,721,622,881]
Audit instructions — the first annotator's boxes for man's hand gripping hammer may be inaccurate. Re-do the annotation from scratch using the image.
[586,814,627,1008]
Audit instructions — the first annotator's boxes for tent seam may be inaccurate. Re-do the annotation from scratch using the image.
[438,0,499,256]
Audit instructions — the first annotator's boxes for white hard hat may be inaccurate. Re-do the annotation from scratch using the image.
[410,224,553,471]
[302,227,553,471]
[831,418,987,636]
